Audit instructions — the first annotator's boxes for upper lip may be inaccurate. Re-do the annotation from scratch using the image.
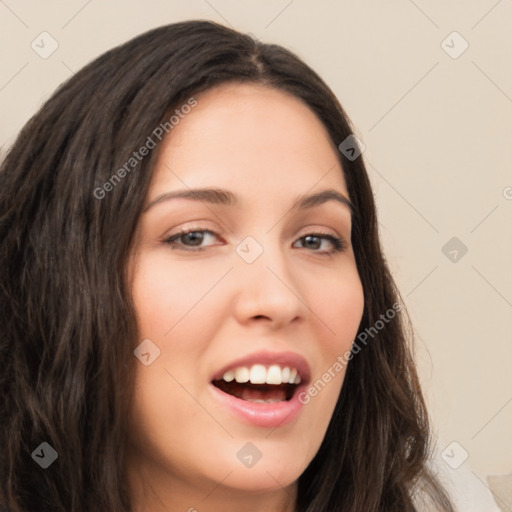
[210,350,311,384]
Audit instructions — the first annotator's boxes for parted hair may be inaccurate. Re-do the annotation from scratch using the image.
[0,20,454,512]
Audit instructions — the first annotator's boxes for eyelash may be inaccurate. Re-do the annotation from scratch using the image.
[162,228,347,255]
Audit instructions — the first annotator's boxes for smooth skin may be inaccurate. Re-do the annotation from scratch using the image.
[126,82,365,512]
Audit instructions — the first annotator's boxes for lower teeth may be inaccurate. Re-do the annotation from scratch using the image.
[244,398,283,404]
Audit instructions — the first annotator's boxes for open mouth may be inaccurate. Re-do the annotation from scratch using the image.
[211,379,299,403]
[212,364,301,403]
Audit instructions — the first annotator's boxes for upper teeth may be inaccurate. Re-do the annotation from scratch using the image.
[222,365,301,385]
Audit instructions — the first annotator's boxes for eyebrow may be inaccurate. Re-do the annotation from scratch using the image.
[143,187,353,214]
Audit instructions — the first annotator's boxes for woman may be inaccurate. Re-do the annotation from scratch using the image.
[0,20,454,512]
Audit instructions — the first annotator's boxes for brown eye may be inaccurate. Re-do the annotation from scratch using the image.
[294,232,347,254]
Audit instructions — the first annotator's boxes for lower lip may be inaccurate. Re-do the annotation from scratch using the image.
[208,382,307,428]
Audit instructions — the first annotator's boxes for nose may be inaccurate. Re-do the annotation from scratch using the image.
[231,237,308,329]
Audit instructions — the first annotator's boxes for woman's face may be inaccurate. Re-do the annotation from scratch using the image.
[126,82,364,510]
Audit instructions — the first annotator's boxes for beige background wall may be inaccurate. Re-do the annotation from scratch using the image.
[1,0,511,506]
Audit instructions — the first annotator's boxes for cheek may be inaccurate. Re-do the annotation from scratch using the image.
[130,257,218,393]
[301,264,363,420]
[299,264,363,395]
[310,264,365,345]
[131,252,222,335]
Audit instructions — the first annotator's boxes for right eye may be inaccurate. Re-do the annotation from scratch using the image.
[163,229,220,251]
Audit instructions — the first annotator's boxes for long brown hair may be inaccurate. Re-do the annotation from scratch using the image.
[0,20,454,511]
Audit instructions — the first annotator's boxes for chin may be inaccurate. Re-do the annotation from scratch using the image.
[212,466,299,494]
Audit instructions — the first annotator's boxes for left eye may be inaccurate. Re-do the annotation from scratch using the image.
[163,229,347,254]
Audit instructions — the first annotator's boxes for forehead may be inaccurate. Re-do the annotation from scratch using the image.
[148,82,348,200]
